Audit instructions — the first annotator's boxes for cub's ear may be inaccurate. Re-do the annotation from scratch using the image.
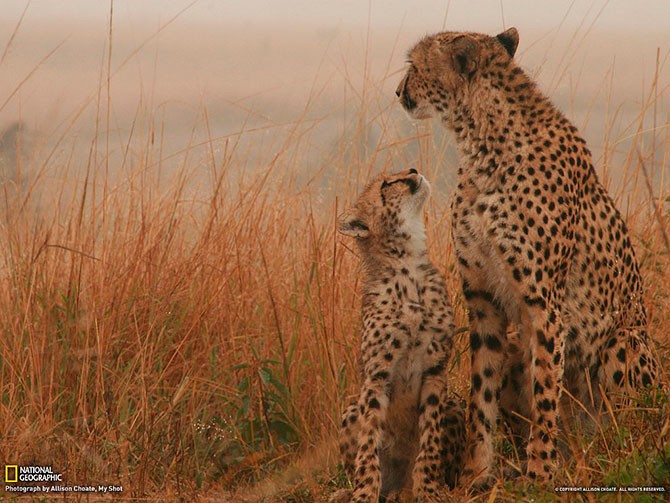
[450,35,480,78]
[338,211,370,239]
[496,27,519,57]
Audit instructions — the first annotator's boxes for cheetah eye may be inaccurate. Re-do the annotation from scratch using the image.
[349,219,369,231]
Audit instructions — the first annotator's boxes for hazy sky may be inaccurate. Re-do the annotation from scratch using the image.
[2,0,670,32]
[0,0,668,174]
[0,0,667,202]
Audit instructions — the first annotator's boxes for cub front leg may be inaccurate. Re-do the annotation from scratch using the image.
[413,371,448,501]
[441,399,466,489]
[339,403,361,480]
[352,377,389,503]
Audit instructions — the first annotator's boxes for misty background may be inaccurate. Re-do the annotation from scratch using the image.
[0,0,668,208]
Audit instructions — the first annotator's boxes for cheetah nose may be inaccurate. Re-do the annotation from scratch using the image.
[399,85,417,111]
[409,168,418,174]
[396,75,417,110]
[395,75,406,98]
[396,75,416,109]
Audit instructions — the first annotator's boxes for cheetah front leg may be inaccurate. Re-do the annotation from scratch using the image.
[524,304,565,482]
[498,331,532,470]
[351,377,389,503]
[461,287,508,490]
[413,372,449,502]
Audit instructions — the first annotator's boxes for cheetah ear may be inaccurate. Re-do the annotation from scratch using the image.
[338,211,370,239]
[450,35,479,78]
[496,27,519,57]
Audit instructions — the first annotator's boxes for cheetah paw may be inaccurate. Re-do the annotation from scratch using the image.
[328,488,352,503]
[461,468,497,493]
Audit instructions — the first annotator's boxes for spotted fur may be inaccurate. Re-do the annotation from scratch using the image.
[333,169,465,502]
[397,27,658,486]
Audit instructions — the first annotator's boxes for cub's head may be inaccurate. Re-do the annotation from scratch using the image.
[396,27,519,121]
[338,168,430,260]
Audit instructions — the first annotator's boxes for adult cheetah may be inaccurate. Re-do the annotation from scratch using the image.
[333,169,465,502]
[396,27,658,486]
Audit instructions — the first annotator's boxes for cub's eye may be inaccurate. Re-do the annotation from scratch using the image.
[381,179,402,191]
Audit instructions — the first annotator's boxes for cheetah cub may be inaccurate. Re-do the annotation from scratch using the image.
[333,169,465,503]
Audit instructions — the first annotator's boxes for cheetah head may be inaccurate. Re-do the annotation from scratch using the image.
[338,168,430,258]
[396,27,519,121]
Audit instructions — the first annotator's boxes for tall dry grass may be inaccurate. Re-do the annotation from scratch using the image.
[0,16,669,503]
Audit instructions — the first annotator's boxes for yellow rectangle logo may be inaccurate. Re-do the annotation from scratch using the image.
[5,465,18,483]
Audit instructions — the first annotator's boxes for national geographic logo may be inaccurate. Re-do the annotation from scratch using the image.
[4,466,17,483]
[4,465,63,483]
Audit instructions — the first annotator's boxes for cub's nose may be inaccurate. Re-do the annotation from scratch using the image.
[409,168,418,174]
[395,87,401,98]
